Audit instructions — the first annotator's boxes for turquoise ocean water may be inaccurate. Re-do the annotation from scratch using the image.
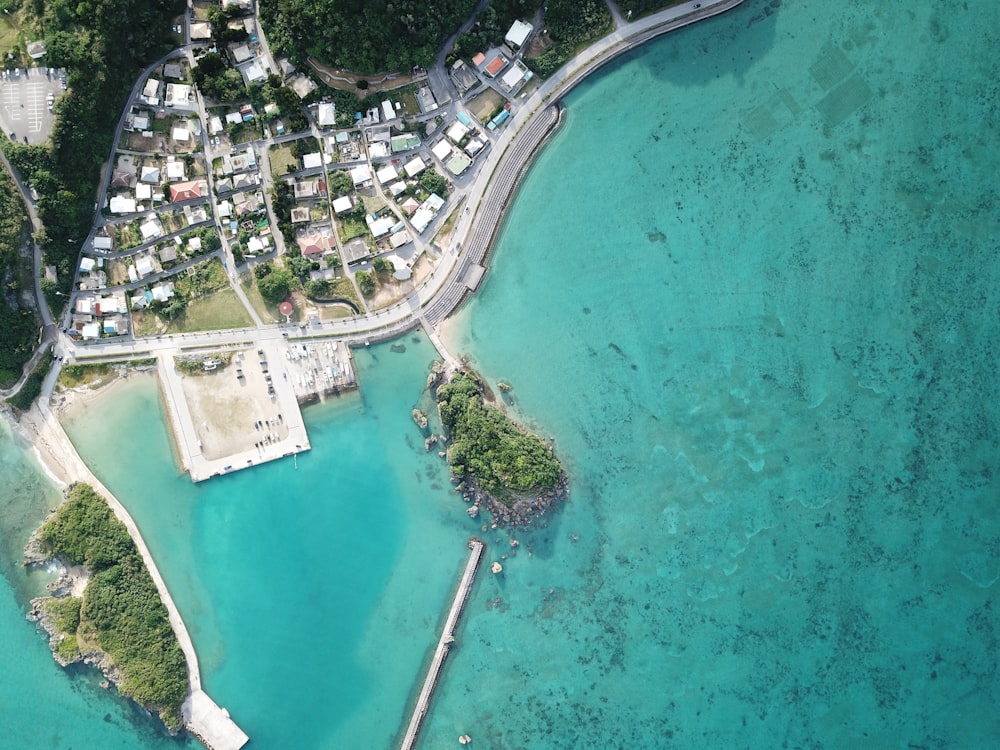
[1,0,998,747]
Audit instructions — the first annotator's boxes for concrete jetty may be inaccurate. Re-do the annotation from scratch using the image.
[25,401,249,749]
[157,342,313,482]
[399,538,485,750]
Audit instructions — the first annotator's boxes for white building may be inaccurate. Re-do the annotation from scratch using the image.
[403,156,427,178]
[432,140,453,162]
[505,20,533,49]
[350,164,372,186]
[375,164,398,184]
[447,121,469,144]
[367,215,394,238]
[332,196,353,214]
[317,102,336,128]
[109,196,136,214]
[381,100,395,122]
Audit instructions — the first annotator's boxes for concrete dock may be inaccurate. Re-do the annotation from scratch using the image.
[399,538,485,750]
[157,342,313,482]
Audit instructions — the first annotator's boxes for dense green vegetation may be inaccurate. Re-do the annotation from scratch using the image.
[45,595,82,634]
[526,0,612,78]
[419,168,449,197]
[191,51,245,103]
[259,0,477,73]
[617,0,687,18]
[355,269,376,297]
[436,371,563,503]
[253,261,294,303]
[5,348,51,410]
[38,483,188,729]
[0,165,37,388]
[3,0,182,293]
[453,0,536,59]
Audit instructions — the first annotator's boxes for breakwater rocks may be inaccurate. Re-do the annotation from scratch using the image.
[459,474,569,528]
[430,368,569,528]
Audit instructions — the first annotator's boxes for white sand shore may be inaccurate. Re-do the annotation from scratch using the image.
[3,374,249,750]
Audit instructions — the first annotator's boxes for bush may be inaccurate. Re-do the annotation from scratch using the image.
[436,372,563,503]
[356,270,376,296]
[257,266,295,303]
[38,484,188,729]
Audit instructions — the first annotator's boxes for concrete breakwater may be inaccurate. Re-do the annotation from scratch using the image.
[398,538,485,750]
[22,402,249,750]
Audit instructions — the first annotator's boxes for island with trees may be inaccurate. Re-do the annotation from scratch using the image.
[434,370,567,526]
[26,483,189,732]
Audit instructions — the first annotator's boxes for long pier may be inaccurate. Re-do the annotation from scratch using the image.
[25,401,248,749]
[399,538,485,750]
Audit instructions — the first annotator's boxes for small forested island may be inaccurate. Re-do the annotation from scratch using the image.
[26,483,188,731]
[434,370,567,526]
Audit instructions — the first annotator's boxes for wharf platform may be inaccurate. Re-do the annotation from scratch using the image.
[157,340,314,482]
[399,538,485,750]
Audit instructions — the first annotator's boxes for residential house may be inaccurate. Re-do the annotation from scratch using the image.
[447,122,469,144]
[375,164,398,184]
[505,20,533,49]
[432,140,453,162]
[109,196,137,214]
[170,180,208,202]
[350,164,372,186]
[331,196,353,214]
[403,156,427,178]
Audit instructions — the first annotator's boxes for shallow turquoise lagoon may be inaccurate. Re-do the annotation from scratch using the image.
[0,420,194,750]
[59,337,472,748]
[0,0,998,747]
[430,0,1000,747]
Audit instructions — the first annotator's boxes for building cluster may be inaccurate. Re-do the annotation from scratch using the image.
[66,6,543,341]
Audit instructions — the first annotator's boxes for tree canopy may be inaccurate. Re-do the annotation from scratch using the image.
[258,0,479,73]
[38,483,188,730]
[436,371,563,503]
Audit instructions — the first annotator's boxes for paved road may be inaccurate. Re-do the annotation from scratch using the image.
[47,0,745,376]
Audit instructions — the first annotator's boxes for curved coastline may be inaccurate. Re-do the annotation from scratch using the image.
[424,0,746,326]
[2,2,745,746]
[11,398,248,750]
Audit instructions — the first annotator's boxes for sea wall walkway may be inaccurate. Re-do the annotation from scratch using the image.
[24,399,249,750]
[399,538,485,750]
[424,0,744,325]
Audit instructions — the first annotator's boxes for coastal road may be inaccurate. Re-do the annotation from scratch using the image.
[61,0,746,366]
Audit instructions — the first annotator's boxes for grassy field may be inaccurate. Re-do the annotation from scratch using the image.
[337,215,368,242]
[0,15,20,58]
[268,144,297,178]
[432,198,464,244]
[57,363,117,390]
[468,89,504,123]
[133,288,252,336]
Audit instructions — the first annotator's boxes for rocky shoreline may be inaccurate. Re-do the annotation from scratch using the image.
[23,529,121,681]
[458,473,569,528]
[425,367,569,528]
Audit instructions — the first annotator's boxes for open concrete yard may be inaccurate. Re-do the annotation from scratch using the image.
[0,67,66,145]
[178,352,287,461]
[159,343,310,481]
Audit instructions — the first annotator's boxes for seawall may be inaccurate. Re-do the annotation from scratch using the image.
[17,400,249,750]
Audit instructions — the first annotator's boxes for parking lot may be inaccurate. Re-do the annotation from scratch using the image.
[0,67,66,145]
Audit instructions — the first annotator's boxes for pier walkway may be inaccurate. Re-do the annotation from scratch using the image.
[26,399,249,749]
[399,538,485,750]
